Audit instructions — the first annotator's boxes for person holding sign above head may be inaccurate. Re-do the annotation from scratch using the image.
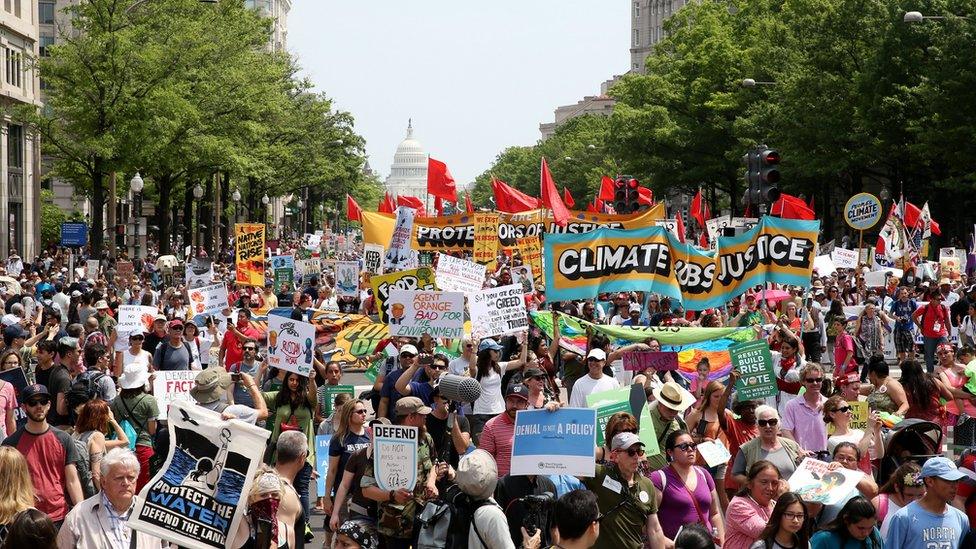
[470,336,528,444]
[644,381,694,472]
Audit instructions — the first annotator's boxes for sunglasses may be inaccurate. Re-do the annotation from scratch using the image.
[673,442,697,451]
[758,418,779,427]
[834,405,852,413]
[433,364,449,370]
[622,447,645,457]
[529,375,546,381]
[25,399,49,407]
[243,347,257,351]
[805,378,823,384]
[353,409,368,415]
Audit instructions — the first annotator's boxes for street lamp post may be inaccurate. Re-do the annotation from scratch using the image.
[903,10,969,22]
[261,193,270,237]
[232,188,241,224]
[297,198,304,235]
[741,78,776,87]
[130,172,144,260]
[193,183,204,253]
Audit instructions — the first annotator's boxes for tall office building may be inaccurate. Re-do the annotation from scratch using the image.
[630,0,687,73]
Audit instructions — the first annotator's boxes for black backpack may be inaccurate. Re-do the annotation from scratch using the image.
[415,484,494,549]
[70,370,106,402]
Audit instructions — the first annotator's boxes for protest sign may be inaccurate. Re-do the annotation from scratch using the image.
[941,250,962,281]
[637,403,660,455]
[622,351,679,372]
[655,219,682,240]
[827,400,868,434]
[153,370,198,419]
[511,409,597,477]
[472,212,499,265]
[587,387,632,446]
[320,384,356,415]
[544,216,819,310]
[315,436,332,496]
[788,457,865,505]
[235,223,265,286]
[296,259,321,280]
[86,259,100,278]
[511,265,535,295]
[386,289,465,339]
[129,400,268,549]
[186,259,214,289]
[697,440,732,468]
[115,260,134,285]
[384,206,418,271]
[813,255,837,276]
[335,261,360,298]
[373,424,419,492]
[267,315,316,377]
[705,215,731,240]
[187,282,229,318]
[370,267,438,323]
[435,253,486,294]
[119,305,159,334]
[844,193,883,231]
[363,243,384,275]
[831,248,859,269]
[730,339,777,400]
[469,284,528,339]
[731,217,759,230]
[269,255,295,294]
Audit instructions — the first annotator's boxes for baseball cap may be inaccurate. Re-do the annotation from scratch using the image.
[629,303,641,314]
[21,384,50,401]
[154,314,167,322]
[586,348,607,361]
[128,328,145,338]
[478,339,503,353]
[70,290,82,298]
[399,344,418,357]
[395,396,432,416]
[505,383,529,401]
[611,432,645,451]
[3,324,27,340]
[920,457,967,481]
[523,366,546,379]
[167,319,184,330]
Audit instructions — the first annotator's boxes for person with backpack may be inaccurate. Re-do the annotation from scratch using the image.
[152,319,192,371]
[78,342,115,403]
[71,399,130,498]
[453,449,540,549]
[110,365,158,491]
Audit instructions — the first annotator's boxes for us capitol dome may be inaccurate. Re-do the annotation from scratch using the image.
[384,119,429,206]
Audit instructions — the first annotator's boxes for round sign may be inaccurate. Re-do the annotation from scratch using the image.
[844,193,882,230]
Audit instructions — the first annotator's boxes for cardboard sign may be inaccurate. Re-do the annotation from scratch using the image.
[940,251,962,282]
[469,284,529,339]
[655,219,682,240]
[622,351,679,372]
[129,401,269,549]
[384,206,418,271]
[296,259,321,280]
[697,440,732,467]
[373,424,419,492]
[187,282,229,318]
[510,265,536,295]
[370,267,437,324]
[831,248,859,269]
[511,409,597,477]
[472,212,499,265]
[363,243,384,275]
[730,339,777,400]
[235,223,265,287]
[788,457,865,505]
[186,259,214,289]
[269,255,295,294]
[86,259,100,279]
[386,289,465,339]
[266,315,316,377]
[118,305,159,334]
[152,370,198,419]
[315,435,332,496]
[335,261,360,298]
[115,260,134,285]
[435,253,486,295]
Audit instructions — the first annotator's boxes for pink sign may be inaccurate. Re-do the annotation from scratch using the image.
[623,351,679,372]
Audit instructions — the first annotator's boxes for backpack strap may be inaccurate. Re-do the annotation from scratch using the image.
[120,394,152,437]
[470,500,497,549]
[654,469,667,493]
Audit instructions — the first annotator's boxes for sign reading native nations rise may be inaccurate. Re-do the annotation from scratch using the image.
[386,289,465,339]
[266,315,316,377]
[129,401,269,549]
[370,267,437,324]
[469,284,529,339]
[373,424,419,492]
[187,282,229,318]
[235,223,266,286]
[435,253,486,295]
[543,216,819,310]
[511,409,597,477]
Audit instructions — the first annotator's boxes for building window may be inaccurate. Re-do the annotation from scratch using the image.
[8,124,24,170]
[5,47,22,89]
[634,2,640,18]
[633,29,639,46]
[40,35,55,57]
[40,1,55,24]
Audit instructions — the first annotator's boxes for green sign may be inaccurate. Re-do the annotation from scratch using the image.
[638,403,660,456]
[730,339,777,400]
[587,387,632,446]
[321,384,356,415]
[273,267,294,293]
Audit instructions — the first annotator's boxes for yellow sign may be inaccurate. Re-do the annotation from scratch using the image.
[369,267,437,323]
[235,223,265,287]
[515,236,544,290]
[473,212,499,267]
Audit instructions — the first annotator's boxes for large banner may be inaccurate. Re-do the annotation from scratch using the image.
[469,284,528,339]
[370,267,437,324]
[511,409,596,477]
[235,223,265,287]
[187,282,229,318]
[386,289,465,339]
[544,216,819,310]
[267,315,316,377]
[129,401,269,549]
[384,206,418,271]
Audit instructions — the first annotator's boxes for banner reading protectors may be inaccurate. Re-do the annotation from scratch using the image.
[370,267,437,324]
[269,255,295,293]
[544,216,819,310]
[386,289,465,339]
[470,284,529,339]
[435,253,486,294]
[129,400,268,549]
[152,370,198,419]
[187,282,229,318]
[335,261,360,298]
[512,408,597,477]
[730,339,777,400]
[373,424,419,492]
[267,315,316,377]
[235,223,265,287]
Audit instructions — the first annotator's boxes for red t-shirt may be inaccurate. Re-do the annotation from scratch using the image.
[915,302,950,338]
[3,427,78,520]
[722,411,759,491]
[221,325,260,371]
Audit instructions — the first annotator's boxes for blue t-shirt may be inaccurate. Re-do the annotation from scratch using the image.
[407,380,436,406]
[327,431,370,496]
[890,299,918,331]
[884,500,970,549]
[380,368,424,420]
[812,528,882,549]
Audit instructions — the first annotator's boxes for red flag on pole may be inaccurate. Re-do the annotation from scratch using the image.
[434,196,444,216]
[427,157,457,202]
[491,177,541,213]
[689,189,710,228]
[346,194,362,222]
[379,192,395,214]
[904,201,941,235]
[675,214,686,243]
[771,193,816,220]
[598,176,615,201]
[638,187,654,206]
[397,195,426,216]
[540,158,570,227]
[464,193,474,214]
[563,187,576,209]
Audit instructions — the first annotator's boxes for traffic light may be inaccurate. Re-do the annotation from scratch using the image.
[614,175,640,214]
[741,145,781,207]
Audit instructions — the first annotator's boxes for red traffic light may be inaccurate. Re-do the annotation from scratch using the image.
[760,150,780,165]
[627,178,639,189]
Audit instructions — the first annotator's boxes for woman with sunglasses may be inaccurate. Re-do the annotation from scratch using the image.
[651,430,725,546]
[872,462,924,538]
[118,329,152,377]
[823,396,883,475]
[470,334,528,444]
[812,442,880,527]
[732,405,802,487]
[260,370,318,520]
[749,491,810,549]
[810,496,881,548]
[321,400,370,541]
[725,460,788,549]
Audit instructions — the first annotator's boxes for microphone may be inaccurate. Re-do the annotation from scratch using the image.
[436,374,482,403]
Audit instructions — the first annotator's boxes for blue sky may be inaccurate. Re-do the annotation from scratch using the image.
[288,1,629,188]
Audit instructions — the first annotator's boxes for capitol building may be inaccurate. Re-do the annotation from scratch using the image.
[384,120,429,208]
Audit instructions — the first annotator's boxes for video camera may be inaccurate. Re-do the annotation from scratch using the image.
[517,492,555,537]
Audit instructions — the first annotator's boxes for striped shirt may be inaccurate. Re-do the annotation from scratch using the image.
[479,412,515,476]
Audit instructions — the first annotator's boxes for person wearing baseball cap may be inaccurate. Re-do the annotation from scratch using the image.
[582,432,667,549]
[568,348,620,408]
[470,334,529,446]
[883,456,970,548]
[152,319,192,371]
[376,343,421,421]
[92,298,118,344]
[477,383,529,478]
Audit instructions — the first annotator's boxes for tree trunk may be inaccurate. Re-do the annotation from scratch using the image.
[203,176,214,256]
[183,180,194,254]
[158,174,173,255]
[220,172,230,246]
[90,158,106,258]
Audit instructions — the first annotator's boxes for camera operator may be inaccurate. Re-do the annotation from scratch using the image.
[549,490,600,549]
[425,386,471,470]
[495,472,556,547]
[456,449,541,549]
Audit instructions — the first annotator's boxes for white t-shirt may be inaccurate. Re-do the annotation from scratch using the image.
[473,363,509,415]
[123,348,153,372]
[569,374,620,408]
[198,332,216,367]
[448,356,471,377]
[470,501,516,549]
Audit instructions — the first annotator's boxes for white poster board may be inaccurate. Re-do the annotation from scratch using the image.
[384,206,418,271]
[831,248,859,269]
[470,284,529,339]
[152,370,198,419]
[186,282,229,318]
[363,243,384,275]
[386,289,465,339]
[335,261,360,298]
[266,315,316,377]
[788,458,864,505]
[373,424,418,492]
[435,253,486,295]
[118,305,159,334]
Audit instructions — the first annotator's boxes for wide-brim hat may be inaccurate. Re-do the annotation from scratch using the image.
[653,381,696,413]
[190,367,232,404]
[119,365,150,390]
[457,449,498,500]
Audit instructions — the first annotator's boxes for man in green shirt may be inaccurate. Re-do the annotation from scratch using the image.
[645,382,693,471]
[582,433,670,549]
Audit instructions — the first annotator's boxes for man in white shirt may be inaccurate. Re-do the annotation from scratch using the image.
[569,349,620,408]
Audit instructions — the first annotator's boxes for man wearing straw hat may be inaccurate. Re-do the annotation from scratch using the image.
[645,381,695,472]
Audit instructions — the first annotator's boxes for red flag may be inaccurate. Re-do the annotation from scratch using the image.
[699,231,709,248]
[491,177,541,213]
[689,189,711,228]
[540,158,570,227]
[464,193,474,214]
[675,214,686,243]
[771,193,816,220]
[904,201,941,235]
[563,187,576,209]
[808,195,815,212]
[427,157,457,202]
[397,195,426,216]
[346,194,362,222]
[434,196,444,216]
[598,176,615,201]
[638,187,654,206]
[378,192,395,214]
[586,201,597,213]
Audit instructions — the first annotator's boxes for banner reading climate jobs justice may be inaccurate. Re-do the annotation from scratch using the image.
[544,216,819,310]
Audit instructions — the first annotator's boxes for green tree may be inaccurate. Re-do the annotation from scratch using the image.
[39,190,67,248]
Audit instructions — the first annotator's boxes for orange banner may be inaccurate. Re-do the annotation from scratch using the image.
[235,223,265,287]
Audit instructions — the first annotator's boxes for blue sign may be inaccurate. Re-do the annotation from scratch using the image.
[60,222,88,247]
[511,408,597,477]
[315,435,331,496]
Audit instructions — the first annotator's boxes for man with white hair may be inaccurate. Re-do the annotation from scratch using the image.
[56,447,164,548]
[272,431,307,549]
